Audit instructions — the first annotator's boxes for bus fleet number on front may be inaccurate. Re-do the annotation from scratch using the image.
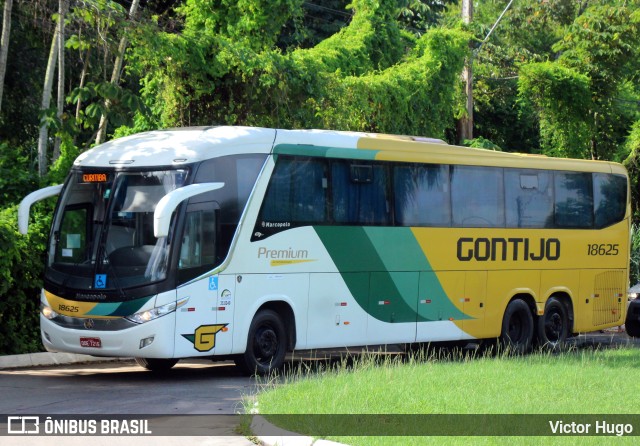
[587,244,619,256]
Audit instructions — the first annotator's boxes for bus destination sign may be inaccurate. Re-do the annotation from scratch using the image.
[82,173,108,183]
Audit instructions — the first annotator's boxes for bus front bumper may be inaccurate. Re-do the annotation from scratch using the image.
[40,314,176,358]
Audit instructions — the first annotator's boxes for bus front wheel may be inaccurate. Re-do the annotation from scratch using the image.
[499,299,534,354]
[134,357,178,372]
[536,297,569,348]
[235,309,287,375]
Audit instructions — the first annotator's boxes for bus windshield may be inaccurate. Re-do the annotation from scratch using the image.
[47,169,188,293]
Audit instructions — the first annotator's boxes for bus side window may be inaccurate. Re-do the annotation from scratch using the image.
[594,173,627,229]
[505,170,553,228]
[451,165,505,228]
[261,157,327,223]
[394,164,450,227]
[332,161,390,225]
[554,172,593,228]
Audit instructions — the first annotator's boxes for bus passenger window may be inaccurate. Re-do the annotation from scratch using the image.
[554,172,593,228]
[394,164,450,226]
[261,157,326,223]
[594,173,627,228]
[451,165,505,227]
[505,170,553,228]
[332,162,390,225]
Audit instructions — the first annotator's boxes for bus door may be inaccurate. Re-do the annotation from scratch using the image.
[173,202,233,357]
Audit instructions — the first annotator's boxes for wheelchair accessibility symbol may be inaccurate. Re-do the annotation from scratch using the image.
[208,276,218,291]
[95,274,107,289]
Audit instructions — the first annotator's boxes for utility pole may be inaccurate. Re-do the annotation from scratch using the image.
[458,0,473,144]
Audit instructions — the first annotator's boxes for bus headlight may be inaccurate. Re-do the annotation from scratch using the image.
[125,297,189,324]
[41,304,58,320]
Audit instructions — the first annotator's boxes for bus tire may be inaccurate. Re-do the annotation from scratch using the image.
[499,299,534,354]
[536,297,569,348]
[134,357,178,372]
[626,319,640,338]
[235,309,287,376]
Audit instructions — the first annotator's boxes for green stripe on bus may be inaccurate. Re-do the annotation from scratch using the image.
[273,144,378,160]
[85,296,152,317]
[113,297,153,317]
[314,226,469,323]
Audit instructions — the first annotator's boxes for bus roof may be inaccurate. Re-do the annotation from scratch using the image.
[73,126,626,176]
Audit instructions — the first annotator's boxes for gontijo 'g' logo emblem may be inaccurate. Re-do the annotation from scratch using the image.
[182,324,227,352]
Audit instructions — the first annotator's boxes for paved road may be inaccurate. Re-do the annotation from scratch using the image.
[0,359,257,446]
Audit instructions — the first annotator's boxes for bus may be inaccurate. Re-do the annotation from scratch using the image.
[19,126,631,373]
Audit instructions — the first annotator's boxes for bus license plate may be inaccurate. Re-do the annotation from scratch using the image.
[80,337,102,348]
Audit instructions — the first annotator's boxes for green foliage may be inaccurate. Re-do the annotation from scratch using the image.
[178,0,304,51]
[308,29,469,137]
[0,142,39,208]
[623,120,640,222]
[518,62,592,158]
[518,3,640,160]
[128,0,467,138]
[68,81,148,132]
[47,136,80,185]
[0,205,52,355]
[463,136,502,151]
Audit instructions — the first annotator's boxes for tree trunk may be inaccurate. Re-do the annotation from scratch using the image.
[0,0,13,114]
[76,46,91,120]
[458,0,473,144]
[37,26,59,177]
[53,0,68,162]
[95,0,141,145]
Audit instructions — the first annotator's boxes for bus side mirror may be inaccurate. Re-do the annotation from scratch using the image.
[154,182,225,238]
[18,184,64,234]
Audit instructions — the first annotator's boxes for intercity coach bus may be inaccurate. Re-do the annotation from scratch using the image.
[19,126,631,373]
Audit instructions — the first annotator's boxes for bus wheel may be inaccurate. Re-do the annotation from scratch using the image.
[499,299,534,354]
[536,297,569,348]
[626,319,640,338]
[134,357,178,372]
[235,309,287,376]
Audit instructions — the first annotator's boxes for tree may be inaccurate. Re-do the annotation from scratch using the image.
[37,24,59,177]
[95,0,140,145]
[518,4,640,160]
[0,0,13,114]
[52,0,68,162]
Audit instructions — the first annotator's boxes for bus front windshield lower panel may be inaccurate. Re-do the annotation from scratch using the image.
[46,169,188,294]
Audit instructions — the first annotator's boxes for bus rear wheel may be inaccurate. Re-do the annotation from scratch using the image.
[134,357,178,372]
[499,299,534,354]
[626,319,640,337]
[235,309,287,376]
[536,297,569,348]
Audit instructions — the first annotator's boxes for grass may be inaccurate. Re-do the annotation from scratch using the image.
[249,346,640,445]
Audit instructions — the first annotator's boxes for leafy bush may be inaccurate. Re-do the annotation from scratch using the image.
[0,205,52,355]
[0,142,39,208]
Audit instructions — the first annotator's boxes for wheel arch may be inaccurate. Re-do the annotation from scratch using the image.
[509,292,537,317]
[254,300,297,351]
